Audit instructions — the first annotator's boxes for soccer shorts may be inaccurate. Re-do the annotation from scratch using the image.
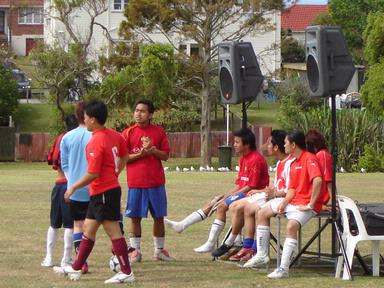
[125,185,167,218]
[246,192,267,207]
[224,192,246,206]
[268,198,315,227]
[86,187,121,222]
[69,200,89,221]
[50,182,73,229]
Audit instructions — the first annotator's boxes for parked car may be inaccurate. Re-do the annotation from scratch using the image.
[340,92,362,108]
[11,69,31,96]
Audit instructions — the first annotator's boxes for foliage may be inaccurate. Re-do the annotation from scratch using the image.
[363,11,384,67]
[0,65,19,126]
[153,109,200,132]
[311,11,336,26]
[280,36,305,63]
[357,144,384,172]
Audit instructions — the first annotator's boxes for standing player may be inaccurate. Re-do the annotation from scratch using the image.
[60,101,92,273]
[41,115,78,268]
[54,100,134,284]
[122,98,174,262]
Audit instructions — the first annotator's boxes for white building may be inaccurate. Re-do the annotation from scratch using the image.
[44,0,281,76]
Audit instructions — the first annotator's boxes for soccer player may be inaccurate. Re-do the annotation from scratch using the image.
[59,101,92,273]
[54,100,134,284]
[193,128,269,253]
[244,131,327,279]
[41,114,78,268]
[213,130,295,260]
[122,98,174,262]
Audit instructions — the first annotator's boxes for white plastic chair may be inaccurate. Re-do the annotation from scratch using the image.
[335,195,384,280]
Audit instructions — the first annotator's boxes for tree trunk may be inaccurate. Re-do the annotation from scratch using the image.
[200,84,211,167]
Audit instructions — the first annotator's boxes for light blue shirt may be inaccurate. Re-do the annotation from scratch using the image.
[60,126,92,202]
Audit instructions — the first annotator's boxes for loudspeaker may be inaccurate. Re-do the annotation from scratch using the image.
[218,41,264,104]
[305,26,355,97]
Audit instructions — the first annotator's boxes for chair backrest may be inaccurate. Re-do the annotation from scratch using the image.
[337,195,369,237]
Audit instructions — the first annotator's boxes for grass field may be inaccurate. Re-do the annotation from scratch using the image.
[0,162,383,287]
[14,103,53,133]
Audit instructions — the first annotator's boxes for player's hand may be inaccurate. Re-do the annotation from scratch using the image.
[277,201,287,214]
[298,203,313,211]
[64,187,75,203]
[141,136,152,149]
[265,186,275,200]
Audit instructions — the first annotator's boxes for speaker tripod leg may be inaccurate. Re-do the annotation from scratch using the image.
[334,221,353,280]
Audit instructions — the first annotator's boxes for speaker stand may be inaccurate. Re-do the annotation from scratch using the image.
[241,101,252,129]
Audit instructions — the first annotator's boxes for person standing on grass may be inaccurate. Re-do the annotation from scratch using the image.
[244,131,327,279]
[122,98,174,262]
[59,101,92,273]
[54,100,134,284]
[41,114,78,268]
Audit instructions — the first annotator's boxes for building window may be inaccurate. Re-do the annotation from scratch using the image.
[113,0,128,11]
[18,7,43,24]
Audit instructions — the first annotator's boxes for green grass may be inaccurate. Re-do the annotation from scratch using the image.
[14,103,53,132]
[0,162,383,287]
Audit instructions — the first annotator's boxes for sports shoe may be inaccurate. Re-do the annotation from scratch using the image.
[164,218,184,233]
[211,244,232,257]
[60,258,72,268]
[194,241,215,253]
[267,267,289,279]
[229,247,253,262]
[81,262,88,274]
[104,271,135,284]
[154,249,175,261]
[243,255,269,268]
[53,265,81,281]
[41,257,53,267]
[240,250,256,262]
[129,249,142,263]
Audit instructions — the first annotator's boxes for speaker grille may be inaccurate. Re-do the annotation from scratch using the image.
[219,67,233,100]
[307,54,320,93]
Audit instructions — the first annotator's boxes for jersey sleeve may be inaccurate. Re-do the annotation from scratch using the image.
[158,128,170,154]
[318,150,332,183]
[118,134,128,158]
[87,140,103,175]
[60,136,69,172]
[246,159,262,188]
[307,157,322,182]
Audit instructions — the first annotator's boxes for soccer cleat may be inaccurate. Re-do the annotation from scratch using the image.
[129,249,142,263]
[53,265,81,281]
[229,247,254,262]
[194,241,215,253]
[41,257,53,267]
[267,267,289,279]
[104,271,135,284]
[211,244,232,257]
[243,255,270,268]
[164,218,184,233]
[240,250,256,262]
[154,249,175,261]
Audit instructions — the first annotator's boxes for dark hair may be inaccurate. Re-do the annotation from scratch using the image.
[233,128,256,150]
[287,130,306,150]
[305,128,328,153]
[134,98,155,114]
[65,114,78,131]
[75,101,87,124]
[84,100,108,125]
[271,129,287,153]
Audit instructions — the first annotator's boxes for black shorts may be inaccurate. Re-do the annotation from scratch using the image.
[86,187,121,222]
[50,182,73,229]
[69,200,89,221]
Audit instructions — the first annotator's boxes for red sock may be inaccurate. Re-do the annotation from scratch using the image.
[112,238,132,275]
[72,235,94,271]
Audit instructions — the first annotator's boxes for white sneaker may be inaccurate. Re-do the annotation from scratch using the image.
[104,271,135,284]
[41,257,53,267]
[60,258,72,268]
[243,255,270,268]
[267,267,289,279]
[154,249,175,261]
[164,218,184,233]
[193,241,215,253]
[53,265,81,281]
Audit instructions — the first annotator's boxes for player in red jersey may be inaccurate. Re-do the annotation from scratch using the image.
[244,131,327,279]
[54,100,134,284]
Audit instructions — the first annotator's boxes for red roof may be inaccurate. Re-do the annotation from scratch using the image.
[282,5,328,32]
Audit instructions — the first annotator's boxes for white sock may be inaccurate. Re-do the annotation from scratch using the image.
[234,234,242,246]
[130,237,141,252]
[280,238,297,271]
[182,209,207,229]
[207,219,225,243]
[62,228,73,264]
[256,225,270,257]
[224,233,237,246]
[154,237,165,254]
[45,226,58,260]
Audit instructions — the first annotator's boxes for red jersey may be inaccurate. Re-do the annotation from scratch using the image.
[122,124,170,188]
[86,128,128,196]
[288,151,327,213]
[274,154,295,194]
[235,150,269,194]
[317,149,332,205]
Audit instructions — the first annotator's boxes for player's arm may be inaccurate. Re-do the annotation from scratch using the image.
[277,188,295,213]
[64,172,98,202]
[146,146,169,161]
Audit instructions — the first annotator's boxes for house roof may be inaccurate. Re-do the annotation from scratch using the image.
[282,5,328,32]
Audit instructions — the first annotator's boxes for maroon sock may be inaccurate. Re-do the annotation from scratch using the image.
[72,235,94,271]
[112,238,132,275]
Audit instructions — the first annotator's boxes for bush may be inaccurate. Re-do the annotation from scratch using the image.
[153,109,200,132]
[357,144,384,172]
[0,65,19,126]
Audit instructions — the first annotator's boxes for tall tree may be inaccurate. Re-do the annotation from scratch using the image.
[119,0,282,166]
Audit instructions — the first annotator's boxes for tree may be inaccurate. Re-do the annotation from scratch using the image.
[280,31,305,63]
[0,65,19,126]
[119,0,283,166]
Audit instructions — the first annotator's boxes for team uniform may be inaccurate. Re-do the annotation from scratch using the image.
[122,124,170,218]
[316,148,332,205]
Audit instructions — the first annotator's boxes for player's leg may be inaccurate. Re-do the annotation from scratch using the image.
[59,182,74,267]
